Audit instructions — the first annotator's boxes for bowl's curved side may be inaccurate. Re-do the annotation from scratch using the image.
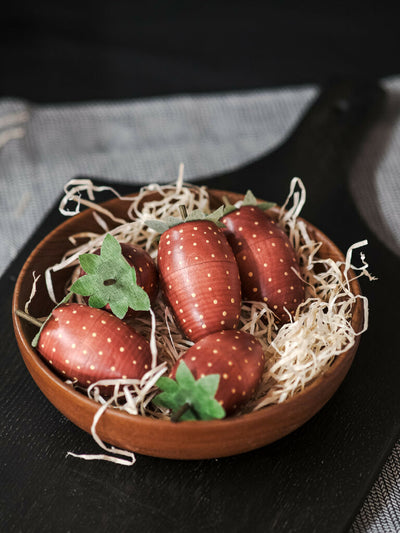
[12,188,364,460]
[12,307,361,459]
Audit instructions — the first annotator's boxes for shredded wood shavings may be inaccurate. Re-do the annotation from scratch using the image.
[49,173,373,413]
[24,271,41,313]
[28,168,373,464]
[66,398,137,466]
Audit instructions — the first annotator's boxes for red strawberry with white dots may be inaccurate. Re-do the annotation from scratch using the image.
[147,207,242,342]
[153,330,265,420]
[31,302,153,390]
[221,191,305,322]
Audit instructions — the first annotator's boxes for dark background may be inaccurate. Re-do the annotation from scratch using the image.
[2,1,400,103]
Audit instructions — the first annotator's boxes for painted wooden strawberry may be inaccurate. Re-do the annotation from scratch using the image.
[147,207,242,342]
[221,191,305,322]
[153,330,265,420]
[71,233,157,319]
[27,301,153,390]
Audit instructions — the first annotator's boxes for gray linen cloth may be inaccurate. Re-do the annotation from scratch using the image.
[1,78,400,532]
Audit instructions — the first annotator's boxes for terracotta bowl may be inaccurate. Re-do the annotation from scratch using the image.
[12,189,364,460]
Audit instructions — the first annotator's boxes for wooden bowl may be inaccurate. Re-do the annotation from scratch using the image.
[12,189,364,460]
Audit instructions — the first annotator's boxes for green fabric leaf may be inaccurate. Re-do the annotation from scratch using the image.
[256,201,276,210]
[153,361,226,422]
[127,284,151,312]
[222,195,238,215]
[88,294,108,309]
[144,219,171,234]
[165,215,184,227]
[102,232,122,256]
[179,409,200,422]
[69,233,151,318]
[109,300,129,320]
[194,374,226,420]
[70,276,98,296]
[145,206,226,234]
[242,189,276,211]
[242,189,258,206]
[205,205,224,222]
[78,253,101,274]
[195,394,226,420]
[175,358,197,386]
[197,373,220,397]
[185,208,205,221]
[205,205,225,227]
[156,376,179,393]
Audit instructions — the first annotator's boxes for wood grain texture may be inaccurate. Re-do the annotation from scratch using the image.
[222,205,305,322]
[157,219,241,341]
[12,189,363,459]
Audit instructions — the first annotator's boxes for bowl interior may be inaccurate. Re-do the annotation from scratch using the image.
[12,189,364,459]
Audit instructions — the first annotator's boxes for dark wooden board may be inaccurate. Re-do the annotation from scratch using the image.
[1,81,399,533]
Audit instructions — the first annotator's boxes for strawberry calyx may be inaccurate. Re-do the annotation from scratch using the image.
[70,233,150,319]
[153,360,226,421]
[223,190,276,215]
[145,205,226,235]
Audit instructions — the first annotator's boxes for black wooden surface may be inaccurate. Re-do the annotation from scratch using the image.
[2,80,400,532]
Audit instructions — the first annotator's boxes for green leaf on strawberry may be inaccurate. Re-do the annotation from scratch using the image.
[242,189,276,211]
[145,219,171,234]
[146,206,226,234]
[223,190,276,215]
[153,361,226,421]
[185,205,225,227]
[70,233,150,319]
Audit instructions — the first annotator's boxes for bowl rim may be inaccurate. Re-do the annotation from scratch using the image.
[11,188,364,457]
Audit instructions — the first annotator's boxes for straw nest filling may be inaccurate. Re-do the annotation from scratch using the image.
[24,168,374,464]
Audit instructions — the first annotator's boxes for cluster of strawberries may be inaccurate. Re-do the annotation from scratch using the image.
[29,193,305,421]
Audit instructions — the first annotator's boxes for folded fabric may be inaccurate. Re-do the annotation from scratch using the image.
[1,78,399,277]
[0,85,315,273]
